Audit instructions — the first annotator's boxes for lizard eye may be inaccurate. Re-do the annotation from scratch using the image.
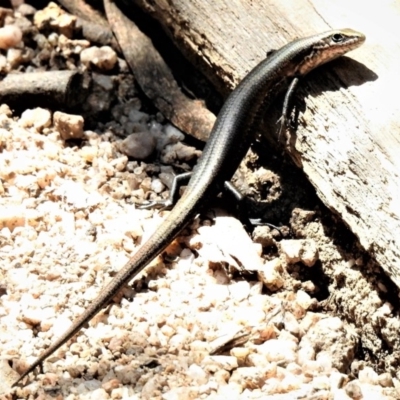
[332,33,345,43]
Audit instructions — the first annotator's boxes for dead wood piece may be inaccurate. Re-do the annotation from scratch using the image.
[57,0,107,27]
[104,0,216,142]
[0,70,91,111]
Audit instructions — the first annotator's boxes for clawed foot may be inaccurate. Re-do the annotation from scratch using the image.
[136,199,174,211]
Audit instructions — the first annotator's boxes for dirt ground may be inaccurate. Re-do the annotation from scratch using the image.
[0,2,399,399]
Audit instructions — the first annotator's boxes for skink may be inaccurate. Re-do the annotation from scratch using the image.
[13,28,365,387]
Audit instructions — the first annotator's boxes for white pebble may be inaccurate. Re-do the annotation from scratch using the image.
[20,107,52,132]
[162,387,198,400]
[317,316,343,331]
[297,344,316,366]
[0,25,22,50]
[257,339,297,365]
[229,280,251,302]
[201,356,238,373]
[246,353,272,369]
[150,178,164,194]
[280,239,319,266]
[344,380,362,398]
[187,363,209,385]
[283,312,301,336]
[230,347,251,366]
[80,46,117,71]
[377,372,393,388]
[258,258,284,291]
[295,290,314,311]
[7,48,23,68]
[359,366,379,385]
[233,306,266,325]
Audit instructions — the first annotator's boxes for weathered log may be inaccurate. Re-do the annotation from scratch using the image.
[104,0,216,142]
[0,70,90,111]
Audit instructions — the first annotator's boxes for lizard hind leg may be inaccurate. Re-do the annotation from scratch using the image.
[136,171,192,210]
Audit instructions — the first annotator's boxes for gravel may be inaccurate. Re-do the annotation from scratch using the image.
[0,2,399,399]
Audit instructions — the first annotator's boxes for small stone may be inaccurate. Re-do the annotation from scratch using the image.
[358,366,379,385]
[0,205,40,230]
[102,378,120,393]
[297,344,315,366]
[93,73,114,91]
[195,214,264,272]
[257,339,297,365]
[229,281,251,302]
[296,290,314,311]
[187,363,209,385]
[301,280,317,293]
[300,312,322,332]
[80,145,98,163]
[21,309,42,326]
[6,48,22,68]
[0,25,22,50]
[234,306,265,325]
[377,372,393,387]
[3,359,21,388]
[141,376,161,398]
[161,142,200,164]
[36,168,57,189]
[80,45,118,71]
[153,123,184,152]
[42,372,59,386]
[253,225,276,247]
[54,111,84,140]
[329,371,347,389]
[0,54,6,72]
[230,347,251,366]
[246,353,272,369]
[34,2,76,38]
[344,380,362,399]
[0,104,12,117]
[258,258,284,291]
[201,356,238,373]
[163,123,185,142]
[86,387,108,400]
[20,108,52,132]
[128,109,149,124]
[162,387,198,400]
[17,3,37,17]
[280,239,319,266]
[229,366,276,389]
[301,317,356,372]
[283,312,300,336]
[117,132,156,160]
[150,178,165,194]
[312,375,331,390]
